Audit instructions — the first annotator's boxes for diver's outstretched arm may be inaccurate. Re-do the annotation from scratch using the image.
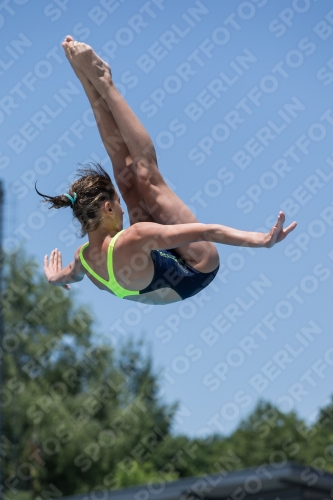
[127,212,297,254]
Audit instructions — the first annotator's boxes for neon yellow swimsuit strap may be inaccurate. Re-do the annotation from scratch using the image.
[79,232,139,299]
[79,242,109,287]
[107,230,139,299]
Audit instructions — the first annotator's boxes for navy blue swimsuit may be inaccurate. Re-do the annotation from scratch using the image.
[140,249,219,300]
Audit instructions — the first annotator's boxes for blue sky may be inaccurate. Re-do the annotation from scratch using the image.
[2,0,333,437]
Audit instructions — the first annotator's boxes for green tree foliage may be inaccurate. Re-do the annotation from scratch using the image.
[1,251,177,498]
[297,397,333,472]
[1,251,333,499]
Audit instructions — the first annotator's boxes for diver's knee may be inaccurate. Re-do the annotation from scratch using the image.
[201,246,219,273]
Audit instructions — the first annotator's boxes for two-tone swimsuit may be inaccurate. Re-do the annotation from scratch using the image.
[79,230,219,301]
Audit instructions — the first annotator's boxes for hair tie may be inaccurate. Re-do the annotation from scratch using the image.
[63,192,77,205]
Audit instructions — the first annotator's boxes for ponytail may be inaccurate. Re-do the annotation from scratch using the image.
[35,183,76,209]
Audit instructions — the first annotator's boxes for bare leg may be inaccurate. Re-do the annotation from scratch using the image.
[62,37,153,225]
[66,40,219,271]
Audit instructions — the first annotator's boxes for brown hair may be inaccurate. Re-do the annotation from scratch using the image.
[35,163,117,236]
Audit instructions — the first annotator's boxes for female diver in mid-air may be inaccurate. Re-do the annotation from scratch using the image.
[37,36,297,305]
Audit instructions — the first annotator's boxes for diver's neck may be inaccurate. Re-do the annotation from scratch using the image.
[87,226,121,246]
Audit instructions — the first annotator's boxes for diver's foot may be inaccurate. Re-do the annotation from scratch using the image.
[62,36,92,87]
[61,36,112,95]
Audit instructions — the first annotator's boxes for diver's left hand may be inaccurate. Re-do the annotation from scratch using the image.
[44,249,71,290]
[265,211,297,248]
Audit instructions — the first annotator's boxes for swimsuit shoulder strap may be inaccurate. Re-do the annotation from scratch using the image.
[109,229,125,250]
[107,230,139,298]
[79,242,109,287]
[79,231,140,298]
